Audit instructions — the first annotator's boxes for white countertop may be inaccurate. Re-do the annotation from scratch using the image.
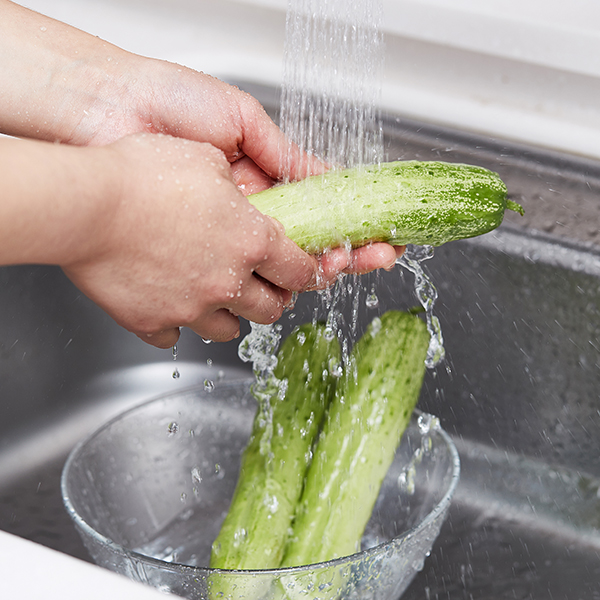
[1,530,172,599]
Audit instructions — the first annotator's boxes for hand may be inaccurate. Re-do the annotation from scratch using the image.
[45,50,403,298]
[58,134,302,348]
[61,134,400,349]
[0,1,405,348]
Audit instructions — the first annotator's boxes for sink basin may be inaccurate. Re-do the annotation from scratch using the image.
[1,83,600,599]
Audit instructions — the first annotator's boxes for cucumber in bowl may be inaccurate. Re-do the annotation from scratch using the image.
[210,311,430,600]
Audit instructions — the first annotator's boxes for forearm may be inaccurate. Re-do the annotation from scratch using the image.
[0,136,115,266]
[0,0,142,144]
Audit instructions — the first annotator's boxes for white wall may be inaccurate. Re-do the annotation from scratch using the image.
[20,0,600,156]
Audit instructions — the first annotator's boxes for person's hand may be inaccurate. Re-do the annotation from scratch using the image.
[0,1,403,273]
[61,133,398,349]
[73,58,403,277]
[0,0,404,349]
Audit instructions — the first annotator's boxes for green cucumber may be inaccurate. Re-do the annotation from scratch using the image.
[210,322,341,571]
[249,161,522,253]
[281,310,429,567]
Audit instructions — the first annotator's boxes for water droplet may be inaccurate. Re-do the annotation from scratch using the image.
[398,464,416,495]
[369,316,382,337]
[191,466,202,485]
[323,326,335,341]
[417,412,439,434]
[39,26,47,32]
[167,422,179,436]
[206,358,213,367]
[365,287,379,309]
[172,368,180,379]
[329,357,343,378]
[204,379,214,392]
[233,527,248,547]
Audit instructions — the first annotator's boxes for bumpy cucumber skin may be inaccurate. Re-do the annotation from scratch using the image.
[248,161,513,253]
[281,311,429,567]
[210,323,341,571]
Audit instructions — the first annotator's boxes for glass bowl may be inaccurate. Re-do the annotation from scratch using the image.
[61,379,460,600]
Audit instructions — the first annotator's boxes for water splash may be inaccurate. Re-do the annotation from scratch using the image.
[238,322,284,457]
[397,245,446,368]
[238,323,282,395]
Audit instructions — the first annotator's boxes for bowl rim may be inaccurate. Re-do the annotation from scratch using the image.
[61,378,461,575]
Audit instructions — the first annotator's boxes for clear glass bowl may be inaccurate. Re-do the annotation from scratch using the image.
[61,380,460,600]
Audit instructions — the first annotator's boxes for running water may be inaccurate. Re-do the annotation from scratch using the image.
[238,0,445,403]
[397,245,446,368]
[279,0,384,174]
[239,0,386,396]
[238,323,285,456]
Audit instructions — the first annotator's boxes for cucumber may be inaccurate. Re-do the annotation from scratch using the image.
[281,311,429,567]
[210,322,341,571]
[249,161,522,253]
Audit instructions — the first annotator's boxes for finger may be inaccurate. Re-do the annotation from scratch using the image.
[137,327,181,349]
[230,155,274,196]
[344,243,399,275]
[306,247,352,290]
[394,245,406,263]
[252,217,321,292]
[238,99,327,181]
[227,273,287,325]
[188,308,241,343]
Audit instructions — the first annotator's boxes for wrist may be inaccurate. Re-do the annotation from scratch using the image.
[0,0,142,145]
[0,137,120,267]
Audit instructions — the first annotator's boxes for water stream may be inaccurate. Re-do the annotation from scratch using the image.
[279,0,384,173]
[239,0,444,397]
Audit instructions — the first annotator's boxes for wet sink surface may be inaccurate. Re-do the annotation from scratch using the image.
[2,86,600,599]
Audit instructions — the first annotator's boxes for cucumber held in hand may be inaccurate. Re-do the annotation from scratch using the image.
[281,310,430,567]
[210,322,341,571]
[249,161,522,253]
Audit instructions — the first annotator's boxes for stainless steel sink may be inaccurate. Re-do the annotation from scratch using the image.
[2,83,600,599]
